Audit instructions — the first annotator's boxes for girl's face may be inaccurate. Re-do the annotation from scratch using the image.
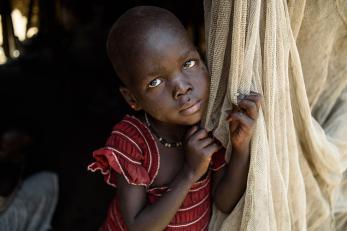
[121,27,209,126]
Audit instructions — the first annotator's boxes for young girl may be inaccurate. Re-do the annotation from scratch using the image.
[88,6,261,231]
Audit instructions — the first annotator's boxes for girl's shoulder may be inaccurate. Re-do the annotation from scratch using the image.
[109,114,151,147]
[88,114,160,188]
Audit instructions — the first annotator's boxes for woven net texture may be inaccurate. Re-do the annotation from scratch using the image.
[203,0,347,230]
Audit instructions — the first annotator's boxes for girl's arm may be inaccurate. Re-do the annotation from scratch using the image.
[117,127,221,231]
[116,166,194,231]
[212,147,250,213]
[212,92,262,214]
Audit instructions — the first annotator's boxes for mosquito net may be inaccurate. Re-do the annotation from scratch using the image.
[203,0,347,230]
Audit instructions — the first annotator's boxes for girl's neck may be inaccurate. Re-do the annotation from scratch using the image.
[140,112,187,142]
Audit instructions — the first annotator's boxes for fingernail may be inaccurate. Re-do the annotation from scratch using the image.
[238,94,245,99]
[237,94,244,103]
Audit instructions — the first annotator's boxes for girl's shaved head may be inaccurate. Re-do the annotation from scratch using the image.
[106,6,189,85]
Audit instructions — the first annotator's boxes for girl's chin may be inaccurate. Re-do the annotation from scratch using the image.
[179,113,202,126]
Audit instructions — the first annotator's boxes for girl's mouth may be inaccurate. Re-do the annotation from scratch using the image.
[180,100,202,116]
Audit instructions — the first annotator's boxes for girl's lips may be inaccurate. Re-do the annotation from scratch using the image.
[180,100,202,115]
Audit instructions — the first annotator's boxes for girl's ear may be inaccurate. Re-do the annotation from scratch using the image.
[119,87,142,111]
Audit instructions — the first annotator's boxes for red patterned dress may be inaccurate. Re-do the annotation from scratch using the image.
[88,115,226,231]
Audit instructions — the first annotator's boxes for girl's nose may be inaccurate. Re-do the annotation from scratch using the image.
[173,78,192,99]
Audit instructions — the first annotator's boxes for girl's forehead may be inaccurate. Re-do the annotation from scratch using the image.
[124,26,196,85]
[141,27,194,60]
[136,39,195,75]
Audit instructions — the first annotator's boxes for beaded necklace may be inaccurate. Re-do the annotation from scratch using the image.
[144,112,183,148]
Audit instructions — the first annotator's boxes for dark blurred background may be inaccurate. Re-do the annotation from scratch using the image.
[0,0,205,230]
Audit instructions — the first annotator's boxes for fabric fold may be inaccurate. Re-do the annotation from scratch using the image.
[204,0,347,230]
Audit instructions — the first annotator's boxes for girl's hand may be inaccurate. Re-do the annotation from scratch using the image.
[227,92,262,154]
[183,126,221,182]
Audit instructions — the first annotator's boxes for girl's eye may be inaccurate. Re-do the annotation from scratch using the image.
[183,60,196,69]
[148,78,162,88]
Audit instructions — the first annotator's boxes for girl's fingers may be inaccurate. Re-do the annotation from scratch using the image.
[227,114,238,133]
[228,111,253,130]
[199,137,215,148]
[204,142,222,157]
[244,93,262,111]
[190,128,208,140]
[238,99,258,120]
[185,125,199,140]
